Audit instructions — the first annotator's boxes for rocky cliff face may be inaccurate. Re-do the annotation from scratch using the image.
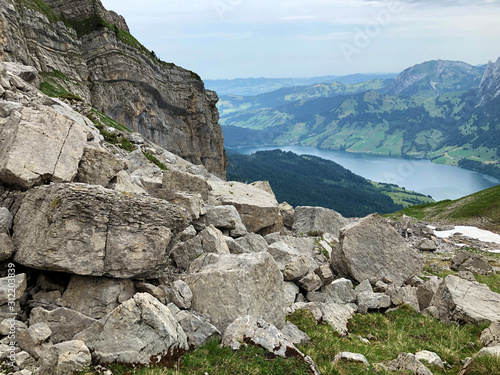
[477,56,500,107]
[0,0,227,178]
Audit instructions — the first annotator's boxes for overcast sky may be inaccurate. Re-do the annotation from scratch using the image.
[100,0,500,80]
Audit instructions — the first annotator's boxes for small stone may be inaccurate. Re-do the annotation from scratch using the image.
[333,352,370,366]
[415,350,444,369]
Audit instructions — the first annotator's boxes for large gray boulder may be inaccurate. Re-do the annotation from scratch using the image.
[0,106,88,190]
[13,183,189,278]
[208,179,280,233]
[331,214,424,286]
[292,206,347,236]
[29,307,97,344]
[75,293,188,365]
[184,252,285,331]
[431,275,500,324]
[62,276,135,319]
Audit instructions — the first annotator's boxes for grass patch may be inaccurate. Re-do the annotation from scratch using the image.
[143,152,167,171]
[388,185,500,232]
[18,0,60,23]
[289,305,487,375]
[91,109,131,133]
[80,340,312,375]
[466,355,500,375]
[474,273,500,294]
[39,81,83,102]
[84,110,135,152]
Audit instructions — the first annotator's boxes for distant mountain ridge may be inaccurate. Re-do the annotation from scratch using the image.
[220,58,500,178]
[205,73,397,96]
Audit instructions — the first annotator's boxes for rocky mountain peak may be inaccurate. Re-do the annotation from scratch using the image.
[477,56,500,106]
[385,59,484,97]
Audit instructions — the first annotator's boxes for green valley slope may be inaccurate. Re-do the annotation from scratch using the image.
[392,184,500,233]
[227,149,433,217]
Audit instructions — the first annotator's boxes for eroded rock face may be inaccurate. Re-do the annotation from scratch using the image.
[2,0,227,178]
[13,183,189,278]
[331,214,424,286]
[75,293,188,365]
[184,252,285,331]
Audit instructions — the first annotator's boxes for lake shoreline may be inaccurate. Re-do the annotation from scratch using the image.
[228,145,500,202]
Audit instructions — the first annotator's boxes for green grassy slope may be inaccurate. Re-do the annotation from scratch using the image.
[390,184,500,233]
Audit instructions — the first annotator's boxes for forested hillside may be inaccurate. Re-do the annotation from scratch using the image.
[227,150,433,217]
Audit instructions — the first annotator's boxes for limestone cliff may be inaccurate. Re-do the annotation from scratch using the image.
[0,0,227,178]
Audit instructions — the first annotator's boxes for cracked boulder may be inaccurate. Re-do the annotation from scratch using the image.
[331,214,424,286]
[184,252,285,331]
[13,183,189,278]
[431,275,500,324]
[0,105,88,190]
[75,293,188,365]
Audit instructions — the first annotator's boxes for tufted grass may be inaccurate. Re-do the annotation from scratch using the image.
[288,305,487,375]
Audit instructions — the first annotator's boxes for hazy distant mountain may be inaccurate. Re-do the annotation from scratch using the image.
[205,73,397,96]
[218,79,391,120]
[220,59,500,178]
[384,60,485,97]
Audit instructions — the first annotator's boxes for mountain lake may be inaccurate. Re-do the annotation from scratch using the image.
[234,146,500,202]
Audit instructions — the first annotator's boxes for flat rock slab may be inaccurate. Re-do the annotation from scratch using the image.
[431,275,500,324]
[13,183,189,278]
